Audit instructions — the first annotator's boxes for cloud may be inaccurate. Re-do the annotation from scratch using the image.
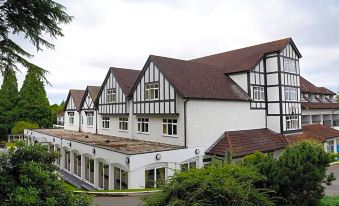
[1,0,338,104]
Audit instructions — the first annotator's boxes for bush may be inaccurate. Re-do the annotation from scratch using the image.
[0,124,9,140]
[0,143,92,206]
[11,121,39,134]
[143,162,274,206]
[243,140,335,206]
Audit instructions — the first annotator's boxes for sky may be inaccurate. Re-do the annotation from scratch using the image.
[1,0,339,104]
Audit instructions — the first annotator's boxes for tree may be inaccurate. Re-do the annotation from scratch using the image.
[0,142,91,206]
[15,65,52,128]
[50,101,64,124]
[0,69,19,138]
[243,140,335,206]
[0,0,72,74]
[11,121,39,134]
[143,162,274,206]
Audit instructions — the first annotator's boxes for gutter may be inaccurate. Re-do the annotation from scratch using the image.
[184,98,191,147]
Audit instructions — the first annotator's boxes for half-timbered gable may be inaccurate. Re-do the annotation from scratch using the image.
[132,59,177,115]
[249,59,266,109]
[64,89,85,132]
[97,67,140,115]
[79,86,100,134]
[80,86,100,111]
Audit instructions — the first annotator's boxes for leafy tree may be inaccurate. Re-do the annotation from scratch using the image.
[15,65,52,128]
[144,162,274,206]
[50,101,64,124]
[243,140,335,206]
[11,121,39,134]
[0,69,19,138]
[0,142,91,206]
[0,0,72,74]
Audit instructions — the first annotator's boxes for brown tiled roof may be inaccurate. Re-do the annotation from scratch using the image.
[191,38,300,74]
[88,86,101,102]
[286,124,339,144]
[300,76,321,93]
[149,55,250,100]
[111,67,140,96]
[64,89,85,111]
[301,102,339,109]
[300,76,336,95]
[206,128,288,158]
[318,87,336,95]
[33,129,184,155]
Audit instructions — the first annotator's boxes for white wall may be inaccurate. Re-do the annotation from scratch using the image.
[97,114,130,139]
[131,95,185,146]
[64,111,80,132]
[80,110,97,134]
[186,99,266,148]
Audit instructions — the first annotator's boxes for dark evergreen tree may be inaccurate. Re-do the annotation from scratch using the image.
[0,69,19,138]
[0,0,72,74]
[16,65,52,128]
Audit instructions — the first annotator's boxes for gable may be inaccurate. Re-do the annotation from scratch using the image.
[82,92,95,110]
[97,71,128,114]
[132,60,177,114]
[66,96,76,111]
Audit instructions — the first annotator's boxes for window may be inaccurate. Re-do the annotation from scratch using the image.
[145,83,159,100]
[137,118,149,133]
[145,167,165,188]
[163,119,177,136]
[68,112,74,125]
[114,167,128,190]
[253,86,265,101]
[286,115,299,130]
[283,58,297,73]
[180,161,197,172]
[285,87,298,101]
[327,140,335,152]
[73,153,81,177]
[64,150,71,171]
[86,112,94,127]
[107,88,116,103]
[102,117,110,129]
[119,117,128,131]
[56,146,61,167]
[85,156,94,184]
[98,161,109,190]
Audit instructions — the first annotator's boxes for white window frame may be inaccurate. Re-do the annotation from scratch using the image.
[119,117,128,131]
[162,119,178,137]
[102,116,110,129]
[180,161,197,171]
[145,167,166,188]
[283,58,297,73]
[107,88,116,103]
[137,118,149,133]
[286,115,299,131]
[145,83,159,101]
[68,112,74,125]
[253,86,265,101]
[86,112,94,127]
[285,87,298,101]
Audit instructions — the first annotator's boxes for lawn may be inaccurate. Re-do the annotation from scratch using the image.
[321,196,339,206]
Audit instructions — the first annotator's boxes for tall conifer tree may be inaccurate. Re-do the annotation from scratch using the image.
[0,68,19,137]
[16,65,52,128]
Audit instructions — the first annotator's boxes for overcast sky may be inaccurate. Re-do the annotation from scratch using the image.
[1,0,339,104]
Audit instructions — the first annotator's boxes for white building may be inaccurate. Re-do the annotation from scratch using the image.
[26,37,339,190]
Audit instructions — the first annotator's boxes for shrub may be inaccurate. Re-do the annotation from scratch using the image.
[243,140,335,206]
[143,162,274,206]
[11,121,39,134]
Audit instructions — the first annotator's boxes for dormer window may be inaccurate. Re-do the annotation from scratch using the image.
[107,88,116,103]
[145,83,159,100]
[283,58,296,73]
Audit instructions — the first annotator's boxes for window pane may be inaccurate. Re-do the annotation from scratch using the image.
[114,167,120,190]
[156,168,165,187]
[145,169,155,188]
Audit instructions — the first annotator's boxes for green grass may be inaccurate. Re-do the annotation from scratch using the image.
[321,196,339,206]
[62,181,84,191]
